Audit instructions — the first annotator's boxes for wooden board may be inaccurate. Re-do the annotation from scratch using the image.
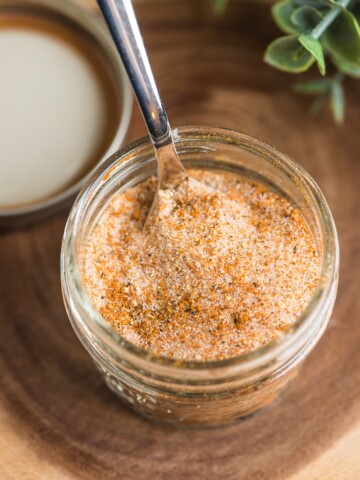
[0,1,360,478]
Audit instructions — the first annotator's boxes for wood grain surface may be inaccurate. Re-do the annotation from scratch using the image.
[1,1,360,478]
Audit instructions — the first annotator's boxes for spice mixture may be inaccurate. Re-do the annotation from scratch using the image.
[82,170,320,361]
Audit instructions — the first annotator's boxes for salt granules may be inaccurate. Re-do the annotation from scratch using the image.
[82,171,320,361]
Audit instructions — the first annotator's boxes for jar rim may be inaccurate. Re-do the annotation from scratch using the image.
[61,126,339,374]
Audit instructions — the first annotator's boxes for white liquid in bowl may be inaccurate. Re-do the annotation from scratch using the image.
[0,14,117,209]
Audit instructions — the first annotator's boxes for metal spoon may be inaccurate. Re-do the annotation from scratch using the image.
[97,0,188,220]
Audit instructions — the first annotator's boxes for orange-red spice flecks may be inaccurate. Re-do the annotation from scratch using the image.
[82,170,320,361]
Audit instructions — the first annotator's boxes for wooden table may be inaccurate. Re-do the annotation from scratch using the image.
[1,1,359,478]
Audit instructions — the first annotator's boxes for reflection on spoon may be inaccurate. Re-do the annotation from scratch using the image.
[97,0,191,225]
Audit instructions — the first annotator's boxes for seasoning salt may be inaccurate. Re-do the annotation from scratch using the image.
[82,170,320,362]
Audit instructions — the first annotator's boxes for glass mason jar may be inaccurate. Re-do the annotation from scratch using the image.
[61,126,339,427]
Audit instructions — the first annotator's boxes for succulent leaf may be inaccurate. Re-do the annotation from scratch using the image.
[325,9,360,66]
[291,6,323,33]
[299,35,326,74]
[264,35,316,73]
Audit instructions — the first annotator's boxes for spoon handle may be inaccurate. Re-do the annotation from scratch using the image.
[97,0,171,149]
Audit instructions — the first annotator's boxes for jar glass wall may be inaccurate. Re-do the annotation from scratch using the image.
[61,126,339,427]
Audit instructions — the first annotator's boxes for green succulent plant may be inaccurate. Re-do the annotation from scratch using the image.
[213,0,360,123]
[265,0,360,123]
